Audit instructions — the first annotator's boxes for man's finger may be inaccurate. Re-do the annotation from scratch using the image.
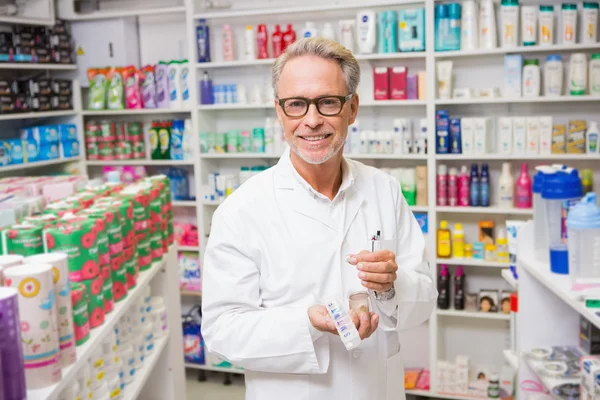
[351,250,395,264]
[369,312,379,336]
[357,261,396,273]
[361,280,393,291]
[358,271,396,284]
[357,311,371,339]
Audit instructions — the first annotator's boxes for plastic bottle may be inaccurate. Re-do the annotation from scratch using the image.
[222,24,235,61]
[245,25,256,60]
[200,71,214,105]
[591,53,600,96]
[582,2,599,44]
[479,0,498,48]
[539,5,554,45]
[402,169,417,206]
[521,6,537,46]
[437,164,449,206]
[322,22,336,41]
[385,10,398,53]
[196,19,211,63]
[515,163,533,208]
[544,55,563,96]
[566,192,600,288]
[357,10,376,54]
[448,167,458,206]
[587,121,599,153]
[562,3,577,44]
[454,265,465,310]
[453,223,465,258]
[582,169,594,194]
[435,4,450,51]
[522,59,541,97]
[447,3,462,51]
[461,0,479,50]
[339,20,356,51]
[498,162,515,208]
[470,163,480,206]
[283,24,296,50]
[257,24,269,59]
[378,12,387,53]
[500,0,520,48]
[480,163,490,207]
[458,165,471,206]
[437,264,450,309]
[302,21,318,39]
[272,24,284,58]
[570,53,588,96]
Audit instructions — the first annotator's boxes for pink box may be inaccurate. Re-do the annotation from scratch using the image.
[373,67,390,100]
[389,67,407,100]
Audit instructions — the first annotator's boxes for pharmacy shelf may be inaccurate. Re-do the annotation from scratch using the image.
[197,100,427,110]
[203,200,223,206]
[65,6,186,20]
[0,110,77,121]
[435,154,600,161]
[0,16,54,26]
[82,108,191,116]
[0,63,77,70]
[194,0,422,19]
[502,269,518,289]
[410,206,429,213]
[362,100,427,107]
[27,250,169,400]
[436,309,511,320]
[86,160,194,166]
[503,349,519,370]
[122,333,169,400]
[200,153,281,159]
[405,390,485,399]
[172,200,197,207]
[436,206,533,215]
[436,258,510,268]
[434,43,600,58]
[177,245,200,252]
[185,362,245,374]
[180,290,202,297]
[436,95,600,105]
[0,157,82,173]
[348,154,428,160]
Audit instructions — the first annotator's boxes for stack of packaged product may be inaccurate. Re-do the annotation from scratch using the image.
[373,67,427,101]
[345,118,428,155]
[85,121,146,161]
[87,61,190,111]
[0,76,73,115]
[0,175,174,396]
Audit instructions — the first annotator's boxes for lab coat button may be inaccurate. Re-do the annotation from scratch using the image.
[352,350,363,359]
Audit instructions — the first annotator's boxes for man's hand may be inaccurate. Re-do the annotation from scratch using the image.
[308,305,379,340]
[346,250,398,292]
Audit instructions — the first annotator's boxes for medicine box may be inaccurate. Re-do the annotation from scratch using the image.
[504,55,523,98]
[24,139,39,163]
[59,124,78,141]
[473,118,492,154]
[581,316,600,355]
[389,67,407,100]
[498,117,513,155]
[373,67,390,100]
[567,120,586,154]
[60,140,80,158]
[398,8,426,52]
[552,124,567,154]
[21,125,59,144]
[5,139,24,165]
[38,143,59,161]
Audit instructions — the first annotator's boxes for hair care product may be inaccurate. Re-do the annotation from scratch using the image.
[437,61,453,100]
[498,162,515,208]
[378,11,387,53]
[515,163,532,208]
[302,21,318,38]
[197,19,211,63]
[385,10,398,52]
[200,71,214,105]
[448,167,458,206]
[480,163,490,207]
[544,54,563,96]
[438,221,452,259]
[470,163,480,206]
[461,0,479,50]
[398,8,426,51]
[416,166,428,206]
[435,4,450,51]
[283,24,296,50]
[479,0,498,48]
[498,117,513,154]
[521,6,537,45]
[167,61,182,109]
[453,223,465,258]
[570,53,588,95]
[454,266,465,310]
[322,22,336,41]
[450,117,462,154]
[562,3,578,44]
[587,121,599,153]
[500,0,519,48]
[438,264,450,309]
[539,5,554,45]
[522,58,540,97]
[222,24,235,61]
[447,3,462,51]
[513,117,527,154]
[437,164,448,206]
[357,10,377,54]
[339,20,355,51]
[526,117,540,154]
[590,53,600,95]
[402,169,417,205]
[582,2,599,43]
[458,165,470,206]
[155,62,169,108]
[436,110,450,154]
[245,25,256,60]
[461,118,474,154]
[272,24,284,58]
[539,116,553,155]
[257,24,269,59]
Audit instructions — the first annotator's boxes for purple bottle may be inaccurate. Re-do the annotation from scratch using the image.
[155,61,170,109]
[200,71,214,105]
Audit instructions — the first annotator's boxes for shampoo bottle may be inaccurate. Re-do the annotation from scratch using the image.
[515,163,532,208]
[454,266,465,310]
[453,223,465,258]
[200,71,214,105]
[480,163,490,207]
[500,0,520,48]
[437,164,449,206]
[461,0,479,50]
[498,162,515,208]
[257,24,269,59]
[587,121,599,153]
[283,24,296,50]
[479,0,498,48]
[385,10,398,52]
[222,24,235,61]
[448,167,458,206]
[272,24,284,58]
[197,19,211,62]
[447,3,462,51]
[245,25,256,60]
[322,22,337,41]
[458,165,471,206]
[357,10,377,54]
[435,4,450,51]
[437,221,452,259]
[438,264,451,309]
[470,163,480,206]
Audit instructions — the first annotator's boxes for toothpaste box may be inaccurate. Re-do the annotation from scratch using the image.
[389,67,407,100]
[58,124,77,141]
[38,143,59,161]
[60,140,80,158]
[373,67,390,100]
[5,139,24,165]
[23,139,39,163]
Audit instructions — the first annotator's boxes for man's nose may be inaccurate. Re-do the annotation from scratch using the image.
[302,103,324,129]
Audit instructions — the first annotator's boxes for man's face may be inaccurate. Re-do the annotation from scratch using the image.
[275,55,358,165]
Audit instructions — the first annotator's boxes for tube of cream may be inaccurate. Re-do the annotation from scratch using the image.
[436,61,453,100]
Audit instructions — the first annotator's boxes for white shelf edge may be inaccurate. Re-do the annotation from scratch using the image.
[0,63,77,71]
[0,16,54,26]
[200,153,281,159]
[435,43,600,58]
[26,248,171,400]
[86,160,194,166]
[177,245,200,251]
[435,153,600,160]
[122,334,170,400]
[64,6,186,20]
[0,110,77,121]
[436,95,600,105]
[436,206,533,215]
[502,269,518,289]
[82,108,191,116]
[503,349,519,371]
[185,363,245,374]
[172,201,197,207]
[436,309,511,320]
[348,154,428,160]
[436,258,510,268]
[0,157,83,173]
[197,100,426,110]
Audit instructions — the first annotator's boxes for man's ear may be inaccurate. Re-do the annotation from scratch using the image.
[348,94,359,125]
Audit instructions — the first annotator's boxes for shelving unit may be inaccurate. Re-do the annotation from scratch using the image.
[81,109,192,116]
[0,157,83,174]
[436,95,600,105]
[436,206,532,215]
[0,63,78,71]
[435,258,510,268]
[436,309,511,320]
[502,269,518,289]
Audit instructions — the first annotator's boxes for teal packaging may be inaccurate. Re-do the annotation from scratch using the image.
[170,120,184,160]
[252,128,265,153]
[22,125,59,144]
[378,12,387,53]
[447,3,462,51]
[450,118,462,154]
[58,124,78,141]
[199,132,209,153]
[399,8,426,52]
[60,140,80,158]
[0,141,9,166]
[435,4,449,51]
[385,11,398,53]
[5,139,24,165]
[39,143,59,161]
[24,139,39,162]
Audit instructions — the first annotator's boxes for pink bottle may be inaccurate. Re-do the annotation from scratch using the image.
[437,164,448,206]
[515,163,533,208]
[222,24,235,61]
[448,167,458,206]
[257,24,269,59]
[458,165,470,206]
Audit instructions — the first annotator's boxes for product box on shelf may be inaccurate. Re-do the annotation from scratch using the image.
[580,316,600,355]
[389,67,407,100]
[38,142,59,161]
[4,139,24,165]
[373,67,390,100]
[59,124,78,142]
[398,8,426,51]
[23,139,38,163]
[568,120,587,154]
[552,124,567,154]
[60,140,80,158]
[504,55,523,98]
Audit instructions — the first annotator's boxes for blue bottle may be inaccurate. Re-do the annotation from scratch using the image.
[450,118,462,154]
[480,163,490,207]
[200,71,214,105]
[470,163,480,206]
[436,110,450,154]
[197,19,211,63]
[447,3,462,51]
[435,4,450,51]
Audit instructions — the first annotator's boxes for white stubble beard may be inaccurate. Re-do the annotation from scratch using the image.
[288,130,346,165]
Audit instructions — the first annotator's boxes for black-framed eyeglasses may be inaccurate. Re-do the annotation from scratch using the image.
[277,94,354,117]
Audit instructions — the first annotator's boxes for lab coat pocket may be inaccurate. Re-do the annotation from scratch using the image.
[385,348,405,399]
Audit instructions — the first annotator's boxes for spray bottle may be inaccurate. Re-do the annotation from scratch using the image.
[454,266,465,310]
[438,264,450,309]
[458,165,470,206]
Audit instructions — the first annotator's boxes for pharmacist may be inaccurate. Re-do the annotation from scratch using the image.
[202,37,436,400]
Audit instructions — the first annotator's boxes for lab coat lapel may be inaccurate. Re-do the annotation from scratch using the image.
[341,185,364,242]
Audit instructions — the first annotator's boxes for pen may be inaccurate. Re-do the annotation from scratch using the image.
[373,230,381,252]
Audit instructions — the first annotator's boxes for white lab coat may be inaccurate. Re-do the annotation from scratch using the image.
[201,150,437,400]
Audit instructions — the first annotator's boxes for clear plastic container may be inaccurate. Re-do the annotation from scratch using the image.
[542,167,583,274]
[567,192,600,290]
[533,166,556,263]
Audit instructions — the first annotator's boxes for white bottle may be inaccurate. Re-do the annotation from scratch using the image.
[180,60,191,109]
[479,0,498,48]
[321,23,336,41]
[356,10,377,54]
[245,25,256,60]
[539,116,553,155]
[522,59,541,97]
[587,121,600,153]
[393,118,410,154]
[539,5,555,45]
[302,22,318,39]
[570,53,588,95]
[264,117,275,154]
[501,0,520,48]
[339,20,356,51]
[498,117,513,154]
[182,119,194,160]
[591,54,600,95]
[544,54,563,96]
[582,2,599,44]
[462,0,479,50]
[526,117,540,154]
[168,61,183,109]
[222,24,235,61]
[561,4,577,44]
[498,162,515,208]
[521,6,537,46]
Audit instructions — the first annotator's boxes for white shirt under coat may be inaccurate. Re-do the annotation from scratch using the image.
[201,149,437,400]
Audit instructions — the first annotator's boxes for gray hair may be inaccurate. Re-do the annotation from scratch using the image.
[271,37,361,97]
